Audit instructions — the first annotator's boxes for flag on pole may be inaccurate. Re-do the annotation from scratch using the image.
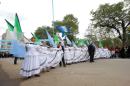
[78,39,85,46]
[56,26,71,37]
[31,33,39,42]
[72,41,77,48]
[5,19,14,31]
[45,29,57,47]
[85,39,89,45]
[65,36,72,45]
[5,19,17,40]
[99,40,103,48]
[14,13,23,41]
[14,13,22,33]
[54,34,60,45]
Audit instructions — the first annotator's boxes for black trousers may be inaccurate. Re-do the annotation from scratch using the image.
[59,55,66,67]
[89,52,94,62]
[14,57,18,64]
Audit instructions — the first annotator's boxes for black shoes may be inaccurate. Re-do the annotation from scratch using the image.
[34,74,40,77]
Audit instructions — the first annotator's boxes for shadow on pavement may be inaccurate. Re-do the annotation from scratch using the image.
[0,64,21,86]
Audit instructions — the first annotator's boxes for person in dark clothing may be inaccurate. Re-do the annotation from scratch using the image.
[57,41,66,67]
[14,57,18,64]
[126,46,130,58]
[88,43,96,62]
[119,46,125,58]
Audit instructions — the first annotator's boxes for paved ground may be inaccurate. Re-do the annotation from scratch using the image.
[0,58,130,86]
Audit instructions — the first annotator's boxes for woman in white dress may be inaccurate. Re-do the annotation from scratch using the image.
[20,44,41,78]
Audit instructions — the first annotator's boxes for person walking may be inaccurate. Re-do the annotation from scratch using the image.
[88,42,96,62]
[57,41,66,67]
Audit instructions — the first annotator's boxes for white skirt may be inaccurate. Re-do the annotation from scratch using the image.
[20,55,41,77]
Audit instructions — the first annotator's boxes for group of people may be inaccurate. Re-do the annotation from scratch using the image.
[57,41,96,64]
[0,39,97,79]
[19,41,96,79]
[20,43,65,79]
[110,45,130,58]
[2,39,130,80]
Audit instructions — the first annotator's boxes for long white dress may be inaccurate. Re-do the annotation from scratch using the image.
[64,47,75,64]
[20,44,41,77]
[37,46,48,70]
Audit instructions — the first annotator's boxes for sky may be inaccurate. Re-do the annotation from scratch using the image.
[0,0,123,39]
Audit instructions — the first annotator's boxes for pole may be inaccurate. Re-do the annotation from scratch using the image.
[52,0,55,22]
[52,0,55,36]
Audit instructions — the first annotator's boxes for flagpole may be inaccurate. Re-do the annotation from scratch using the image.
[52,0,55,36]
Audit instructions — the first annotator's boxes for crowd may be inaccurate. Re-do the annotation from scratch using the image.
[1,40,130,79]
[109,45,130,58]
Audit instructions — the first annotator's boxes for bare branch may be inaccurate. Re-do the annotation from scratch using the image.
[125,22,130,28]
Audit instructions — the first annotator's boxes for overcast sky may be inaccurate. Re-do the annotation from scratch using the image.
[0,0,122,39]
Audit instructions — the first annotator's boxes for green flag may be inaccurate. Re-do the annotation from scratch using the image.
[76,39,85,47]
[85,40,89,45]
[14,13,22,33]
[5,19,14,31]
[99,40,103,48]
[54,34,60,45]
[14,13,24,41]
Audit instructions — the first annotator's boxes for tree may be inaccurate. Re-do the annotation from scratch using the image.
[63,14,79,34]
[113,37,122,48]
[124,0,130,7]
[54,14,79,41]
[91,2,130,47]
[34,26,54,39]
[85,24,98,42]
[34,14,79,41]
[85,23,115,43]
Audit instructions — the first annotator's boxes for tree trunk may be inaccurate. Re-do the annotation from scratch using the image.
[121,20,126,58]
[122,28,126,47]
[122,20,127,47]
